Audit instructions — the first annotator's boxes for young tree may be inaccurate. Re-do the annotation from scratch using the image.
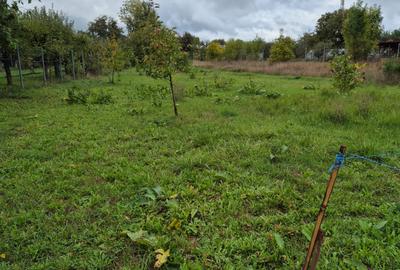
[343,0,382,60]
[269,35,295,63]
[120,0,161,65]
[331,55,364,94]
[101,37,127,83]
[142,26,189,116]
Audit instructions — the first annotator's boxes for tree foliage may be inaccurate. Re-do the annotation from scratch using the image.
[101,37,127,83]
[120,0,161,65]
[343,0,382,60]
[316,9,347,49]
[269,35,295,63]
[142,25,189,116]
[180,32,200,59]
[206,42,224,60]
[0,0,21,85]
[331,55,364,94]
[88,16,123,39]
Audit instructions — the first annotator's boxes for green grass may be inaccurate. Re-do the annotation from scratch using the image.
[1,68,400,269]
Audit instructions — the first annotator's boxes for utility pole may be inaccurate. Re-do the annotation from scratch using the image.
[341,0,345,10]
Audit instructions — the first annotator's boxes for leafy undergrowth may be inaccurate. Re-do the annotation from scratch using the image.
[0,68,400,269]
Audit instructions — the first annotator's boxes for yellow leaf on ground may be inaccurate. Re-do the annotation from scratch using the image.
[169,193,178,199]
[168,218,181,230]
[0,253,6,259]
[154,249,170,268]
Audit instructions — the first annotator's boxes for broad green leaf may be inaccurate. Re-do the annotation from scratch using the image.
[123,230,158,247]
[374,220,388,230]
[273,233,285,250]
[301,227,312,241]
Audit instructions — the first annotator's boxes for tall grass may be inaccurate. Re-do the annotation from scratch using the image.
[194,60,388,83]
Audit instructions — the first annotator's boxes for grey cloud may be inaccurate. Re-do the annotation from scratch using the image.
[28,0,400,41]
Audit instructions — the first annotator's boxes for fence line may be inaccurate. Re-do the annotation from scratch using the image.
[0,46,107,90]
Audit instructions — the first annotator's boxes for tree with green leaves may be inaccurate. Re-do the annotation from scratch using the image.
[206,42,224,60]
[331,55,364,94]
[316,9,347,49]
[120,0,161,66]
[20,6,75,80]
[0,0,21,86]
[101,37,127,83]
[142,26,189,116]
[88,16,123,40]
[180,32,200,59]
[343,0,382,60]
[269,35,295,63]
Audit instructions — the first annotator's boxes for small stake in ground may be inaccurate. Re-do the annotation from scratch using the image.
[302,145,347,270]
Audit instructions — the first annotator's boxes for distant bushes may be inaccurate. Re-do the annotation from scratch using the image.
[383,59,400,84]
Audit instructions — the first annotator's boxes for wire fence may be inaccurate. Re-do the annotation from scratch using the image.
[0,46,104,90]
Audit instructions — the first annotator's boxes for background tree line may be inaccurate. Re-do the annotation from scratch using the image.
[2,0,400,88]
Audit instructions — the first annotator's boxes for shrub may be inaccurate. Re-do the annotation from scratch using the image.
[239,79,281,99]
[238,79,264,95]
[92,90,113,105]
[128,107,145,116]
[213,73,233,90]
[383,59,400,83]
[303,84,316,90]
[269,35,296,63]
[330,55,364,94]
[65,87,90,105]
[134,84,168,106]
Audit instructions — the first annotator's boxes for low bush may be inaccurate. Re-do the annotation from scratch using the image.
[303,84,316,90]
[134,84,168,106]
[65,87,90,104]
[238,79,265,95]
[213,73,234,90]
[92,90,113,105]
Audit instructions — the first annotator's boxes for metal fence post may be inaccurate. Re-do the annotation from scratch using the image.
[59,55,63,81]
[71,50,76,80]
[81,50,86,77]
[16,45,24,89]
[41,48,47,85]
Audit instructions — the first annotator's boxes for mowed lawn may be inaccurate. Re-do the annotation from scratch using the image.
[1,68,400,269]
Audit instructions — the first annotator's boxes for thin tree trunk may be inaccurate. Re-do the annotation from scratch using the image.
[169,73,178,117]
[3,59,13,86]
[54,60,61,80]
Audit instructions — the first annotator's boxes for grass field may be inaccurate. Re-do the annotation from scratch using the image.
[1,68,400,269]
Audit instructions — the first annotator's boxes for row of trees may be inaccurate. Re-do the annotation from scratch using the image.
[1,0,188,116]
[1,1,129,87]
[190,1,392,62]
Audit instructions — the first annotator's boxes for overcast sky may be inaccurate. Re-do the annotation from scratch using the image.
[26,0,399,41]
